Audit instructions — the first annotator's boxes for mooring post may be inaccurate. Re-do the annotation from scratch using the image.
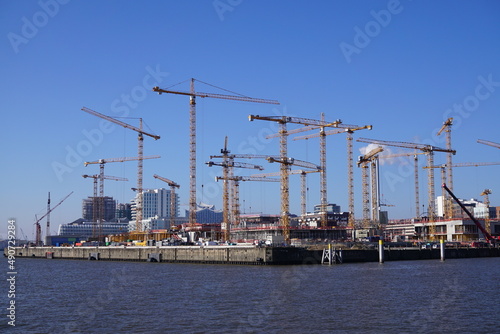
[440,239,445,261]
[329,243,332,265]
[379,239,384,263]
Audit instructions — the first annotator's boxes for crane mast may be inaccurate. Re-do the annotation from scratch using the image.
[153,80,279,229]
[357,146,383,227]
[189,79,197,228]
[437,118,453,191]
[46,192,50,240]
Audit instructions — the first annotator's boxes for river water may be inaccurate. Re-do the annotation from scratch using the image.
[1,256,499,333]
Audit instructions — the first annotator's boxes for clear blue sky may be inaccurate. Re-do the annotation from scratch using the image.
[2,0,500,239]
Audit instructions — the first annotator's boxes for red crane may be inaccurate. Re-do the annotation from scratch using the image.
[442,183,494,243]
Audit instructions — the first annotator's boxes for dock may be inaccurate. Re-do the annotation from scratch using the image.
[6,245,500,265]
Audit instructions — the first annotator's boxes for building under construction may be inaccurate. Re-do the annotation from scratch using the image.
[229,213,350,244]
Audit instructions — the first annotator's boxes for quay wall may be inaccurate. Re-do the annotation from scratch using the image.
[5,246,500,265]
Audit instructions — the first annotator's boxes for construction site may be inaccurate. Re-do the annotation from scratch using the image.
[26,79,500,254]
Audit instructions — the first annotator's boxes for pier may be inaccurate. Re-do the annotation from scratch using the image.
[6,245,500,265]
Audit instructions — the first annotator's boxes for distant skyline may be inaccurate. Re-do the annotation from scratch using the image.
[2,1,500,239]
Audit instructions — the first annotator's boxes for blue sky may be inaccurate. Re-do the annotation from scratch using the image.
[2,0,500,239]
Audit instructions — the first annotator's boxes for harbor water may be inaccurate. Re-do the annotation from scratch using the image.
[1,257,499,333]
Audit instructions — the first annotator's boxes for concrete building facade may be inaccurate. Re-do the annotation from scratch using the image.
[82,196,116,222]
[131,188,179,222]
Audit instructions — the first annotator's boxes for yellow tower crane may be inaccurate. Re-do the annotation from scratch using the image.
[152,80,279,228]
[249,115,338,243]
[357,138,456,240]
[357,146,384,228]
[378,152,426,218]
[437,118,454,219]
[81,107,160,232]
[266,113,343,228]
[437,118,454,190]
[206,144,264,242]
[84,155,160,232]
[153,174,180,231]
[82,174,128,239]
[481,189,492,234]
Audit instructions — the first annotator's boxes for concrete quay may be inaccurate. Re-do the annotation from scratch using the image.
[7,245,312,265]
[5,245,500,265]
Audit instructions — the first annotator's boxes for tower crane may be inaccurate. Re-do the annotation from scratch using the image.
[436,118,454,220]
[82,174,128,238]
[266,114,345,226]
[82,107,160,232]
[437,118,454,191]
[378,151,426,218]
[34,191,73,246]
[283,114,345,228]
[477,139,500,149]
[481,189,492,234]
[357,138,456,228]
[357,146,384,227]
[423,162,500,219]
[84,155,160,232]
[249,114,338,243]
[294,122,372,228]
[206,157,264,242]
[152,79,279,228]
[210,152,319,170]
[251,169,320,217]
[153,174,180,230]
